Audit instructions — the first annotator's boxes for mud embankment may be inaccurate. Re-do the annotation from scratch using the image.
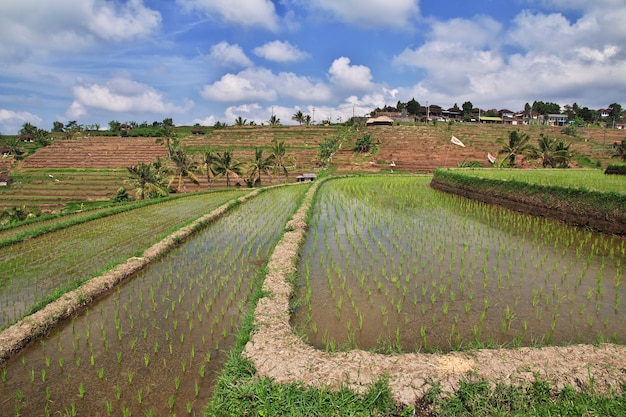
[430,177,626,236]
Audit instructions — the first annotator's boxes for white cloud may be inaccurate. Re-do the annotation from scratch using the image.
[328,57,375,92]
[307,0,419,28]
[0,109,43,133]
[253,41,310,63]
[208,42,253,68]
[200,68,333,103]
[391,4,626,110]
[70,76,191,115]
[176,0,279,31]
[192,116,217,126]
[0,0,161,58]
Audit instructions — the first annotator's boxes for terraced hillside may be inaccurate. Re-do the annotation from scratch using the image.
[22,136,168,168]
[1,123,621,212]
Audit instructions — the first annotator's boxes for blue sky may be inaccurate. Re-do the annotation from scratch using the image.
[1,0,625,133]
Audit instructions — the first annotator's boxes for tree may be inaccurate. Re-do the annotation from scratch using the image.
[168,148,200,193]
[536,134,571,168]
[155,125,178,157]
[212,150,244,188]
[3,135,23,156]
[126,161,169,200]
[34,128,51,147]
[354,133,377,153]
[608,103,623,122]
[19,122,37,138]
[406,98,420,115]
[201,150,219,189]
[52,121,64,133]
[304,114,312,126]
[291,111,305,125]
[496,130,536,166]
[63,121,82,140]
[162,118,174,127]
[268,115,281,127]
[108,120,122,132]
[613,141,626,162]
[270,139,295,181]
[462,101,473,116]
[234,116,247,126]
[247,147,274,187]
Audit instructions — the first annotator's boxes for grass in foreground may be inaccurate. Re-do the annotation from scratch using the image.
[420,377,626,417]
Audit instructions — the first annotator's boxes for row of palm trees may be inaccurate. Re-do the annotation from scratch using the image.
[495,130,573,168]
[126,138,295,200]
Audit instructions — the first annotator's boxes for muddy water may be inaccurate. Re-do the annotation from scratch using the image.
[0,185,306,417]
[292,177,626,353]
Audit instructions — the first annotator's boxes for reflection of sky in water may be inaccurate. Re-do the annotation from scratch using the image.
[295,177,625,352]
[0,185,306,417]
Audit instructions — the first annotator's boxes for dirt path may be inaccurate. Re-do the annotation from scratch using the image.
[244,180,626,406]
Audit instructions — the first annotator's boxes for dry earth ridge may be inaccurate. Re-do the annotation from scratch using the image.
[244,179,626,406]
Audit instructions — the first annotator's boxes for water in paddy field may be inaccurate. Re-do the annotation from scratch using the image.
[0,185,306,417]
[292,177,626,353]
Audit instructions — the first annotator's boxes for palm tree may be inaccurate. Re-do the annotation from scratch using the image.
[126,161,168,200]
[155,125,178,157]
[268,115,281,127]
[168,148,200,193]
[496,130,535,166]
[212,150,245,188]
[248,147,274,187]
[234,116,247,126]
[291,111,305,125]
[3,135,23,156]
[270,139,296,182]
[201,150,219,189]
[536,135,571,168]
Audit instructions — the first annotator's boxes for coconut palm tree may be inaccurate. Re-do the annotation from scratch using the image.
[291,111,305,125]
[201,150,219,189]
[213,150,245,188]
[126,161,168,200]
[496,129,536,166]
[268,115,281,127]
[234,116,247,126]
[155,125,178,157]
[536,134,572,168]
[168,148,200,193]
[248,147,274,187]
[270,139,296,182]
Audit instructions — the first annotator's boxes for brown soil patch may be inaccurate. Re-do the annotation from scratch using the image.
[244,180,626,406]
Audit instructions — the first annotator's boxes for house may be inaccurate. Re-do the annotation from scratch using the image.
[597,109,610,119]
[545,114,568,126]
[478,116,503,124]
[296,173,317,182]
[0,172,13,186]
[366,116,394,126]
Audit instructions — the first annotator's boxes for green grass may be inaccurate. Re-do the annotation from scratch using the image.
[421,377,626,416]
[451,168,626,195]
[0,189,245,329]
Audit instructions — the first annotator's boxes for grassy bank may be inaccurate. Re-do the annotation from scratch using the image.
[431,169,626,235]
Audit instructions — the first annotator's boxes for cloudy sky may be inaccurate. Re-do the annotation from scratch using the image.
[1,0,625,133]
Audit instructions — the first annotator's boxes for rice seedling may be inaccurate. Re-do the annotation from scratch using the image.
[292,176,625,353]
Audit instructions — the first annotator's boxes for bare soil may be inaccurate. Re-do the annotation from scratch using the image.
[244,181,626,406]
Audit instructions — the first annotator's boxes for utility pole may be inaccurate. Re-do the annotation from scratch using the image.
[312,107,315,124]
